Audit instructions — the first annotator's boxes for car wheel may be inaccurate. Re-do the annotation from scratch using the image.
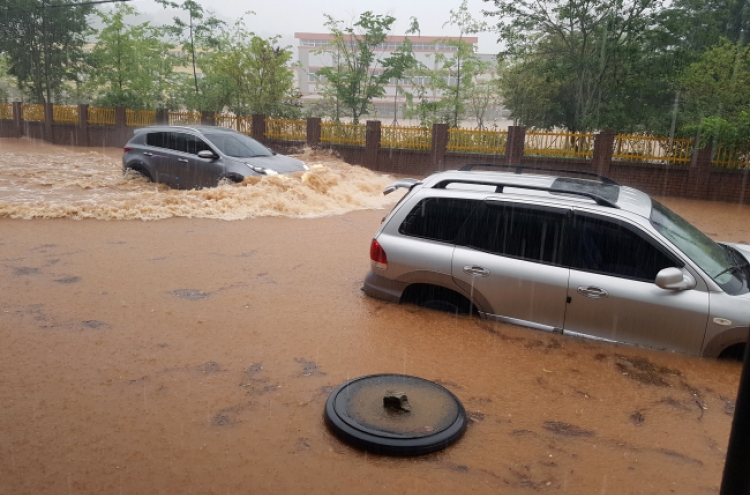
[719,343,746,361]
[401,284,476,315]
[125,165,153,182]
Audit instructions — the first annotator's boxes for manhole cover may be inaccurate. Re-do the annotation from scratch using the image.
[324,374,467,456]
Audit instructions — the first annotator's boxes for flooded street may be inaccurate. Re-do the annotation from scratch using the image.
[0,137,749,494]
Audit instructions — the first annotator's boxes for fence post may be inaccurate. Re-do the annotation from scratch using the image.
[156,109,169,125]
[78,104,89,147]
[431,123,449,171]
[365,120,381,171]
[13,102,23,137]
[505,125,526,165]
[44,103,54,142]
[688,141,713,200]
[252,114,266,142]
[307,117,321,148]
[592,128,615,177]
[201,110,214,127]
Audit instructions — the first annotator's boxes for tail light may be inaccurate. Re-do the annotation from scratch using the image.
[123,147,133,152]
[370,239,388,270]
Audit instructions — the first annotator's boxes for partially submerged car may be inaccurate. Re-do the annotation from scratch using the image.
[363,166,750,358]
[122,125,308,189]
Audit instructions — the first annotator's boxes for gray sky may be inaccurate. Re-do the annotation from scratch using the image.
[127,0,503,54]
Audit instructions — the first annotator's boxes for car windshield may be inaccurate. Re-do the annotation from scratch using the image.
[650,199,746,294]
[203,133,272,158]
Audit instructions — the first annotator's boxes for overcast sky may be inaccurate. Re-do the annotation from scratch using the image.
[126,0,503,54]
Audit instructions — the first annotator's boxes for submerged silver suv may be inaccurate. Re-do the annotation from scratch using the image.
[123,126,308,189]
[363,166,750,358]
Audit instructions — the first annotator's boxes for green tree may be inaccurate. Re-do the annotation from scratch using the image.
[316,12,416,123]
[0,0,93,103]
[87,4,178,109]
[155,0,225,99]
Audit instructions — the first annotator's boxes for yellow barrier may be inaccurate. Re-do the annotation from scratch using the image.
[22,104,45,121]
[169,111,201,126]
[714,143,750,169]
[0,104,12,120]
[126,110,156,127]
[382,126,432,150]
[265,118,306,141]
[53,105,78,124]
[524,131,594,158]
[613,134,693,164]
[321,122,365,145]
[88,107,115,125]
[447,128,507,153]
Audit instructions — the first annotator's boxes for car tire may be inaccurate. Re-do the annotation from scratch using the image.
[719,343,746,361]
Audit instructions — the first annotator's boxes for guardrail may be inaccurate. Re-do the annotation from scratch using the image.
[126,110,156,127]
[88,107,115,125]
[321,122,365,146]
[448,128,507,153]
[714,143,750,169]
[265,118,306,141]
[0,103,12,120]
[613,134,693,164]
[22,104,45,121]
[169,111,201,126]
[381,126,432,150]
[53,105,78,124]
[524,131,595,158]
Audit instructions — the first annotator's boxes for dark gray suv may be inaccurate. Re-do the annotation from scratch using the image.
[122,126,308,189]
[363,166,750,358]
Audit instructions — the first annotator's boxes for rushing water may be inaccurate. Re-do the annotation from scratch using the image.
[0,137,747,494]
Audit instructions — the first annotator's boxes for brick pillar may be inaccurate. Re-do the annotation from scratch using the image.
[431,123,449,171]
[44,103,54,142]
[688,141,713,200]
[592,128,615,177]
[156,109,169,125]
[505,125,526,165]
[13,102,23,137]
[201,110,214,126]
[306,117,321,148]
[365,120,381,171]
[115,106,126,127]
[77,104,89,147]
[252,114,266,141]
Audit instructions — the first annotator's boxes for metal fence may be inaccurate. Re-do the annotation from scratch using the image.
[125,110,156,127]
[22,104,45,121]
[448,128,508,154]
[214,114,252,135]
[53,105,78,124]
[265,118,306,141]
[88,107,115,125]
[169,111,201,126]
[0,103,12,120]
[381,126,432,150]
[321,122,366,146]
[714,142,750,169]
[524,131,595,158]
[613,134,693,165]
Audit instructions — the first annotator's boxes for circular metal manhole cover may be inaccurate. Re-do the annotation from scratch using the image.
[324,374,467,455]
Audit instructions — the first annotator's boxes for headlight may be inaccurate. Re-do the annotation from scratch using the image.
[246,164,278,176]
[302,164,309,171]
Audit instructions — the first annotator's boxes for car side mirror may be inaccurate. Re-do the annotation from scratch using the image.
[655,267,696,290]
[198,150,216,159]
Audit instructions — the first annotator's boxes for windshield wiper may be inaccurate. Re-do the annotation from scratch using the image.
[714,265,741,279]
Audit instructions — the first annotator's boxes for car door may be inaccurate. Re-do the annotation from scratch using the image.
[562,212,709,355]
[188,136,224,187]
[144,131,175,184]
[167,132,200,189]
[451,200,571,330]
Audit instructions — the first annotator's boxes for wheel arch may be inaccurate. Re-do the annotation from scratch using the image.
[702,326,749,358]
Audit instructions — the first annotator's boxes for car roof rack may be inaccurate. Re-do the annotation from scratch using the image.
[457,164,619,186]
[433,179,620,208]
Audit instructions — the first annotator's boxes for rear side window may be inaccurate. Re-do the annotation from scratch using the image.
[458,202,568,265]
[567,214,680,282]
[399,198,478,243]
[146,132,167,148]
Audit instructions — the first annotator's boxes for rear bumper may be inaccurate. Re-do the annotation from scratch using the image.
[362,271,408,304]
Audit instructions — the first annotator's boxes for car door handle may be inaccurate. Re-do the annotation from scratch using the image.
[577,286,608,298]
[143,152,153,156]
[177,158,188,163]
[463,266,489,277]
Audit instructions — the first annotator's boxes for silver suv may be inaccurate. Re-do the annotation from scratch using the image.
[123,126,308,189]
[363,166,750,358]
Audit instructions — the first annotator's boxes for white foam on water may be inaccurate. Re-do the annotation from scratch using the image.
[0,148,405,221]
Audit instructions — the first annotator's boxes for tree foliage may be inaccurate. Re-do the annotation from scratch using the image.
[317,12,416,123]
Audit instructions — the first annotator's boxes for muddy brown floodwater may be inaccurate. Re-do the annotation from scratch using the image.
[1,137,749,494]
